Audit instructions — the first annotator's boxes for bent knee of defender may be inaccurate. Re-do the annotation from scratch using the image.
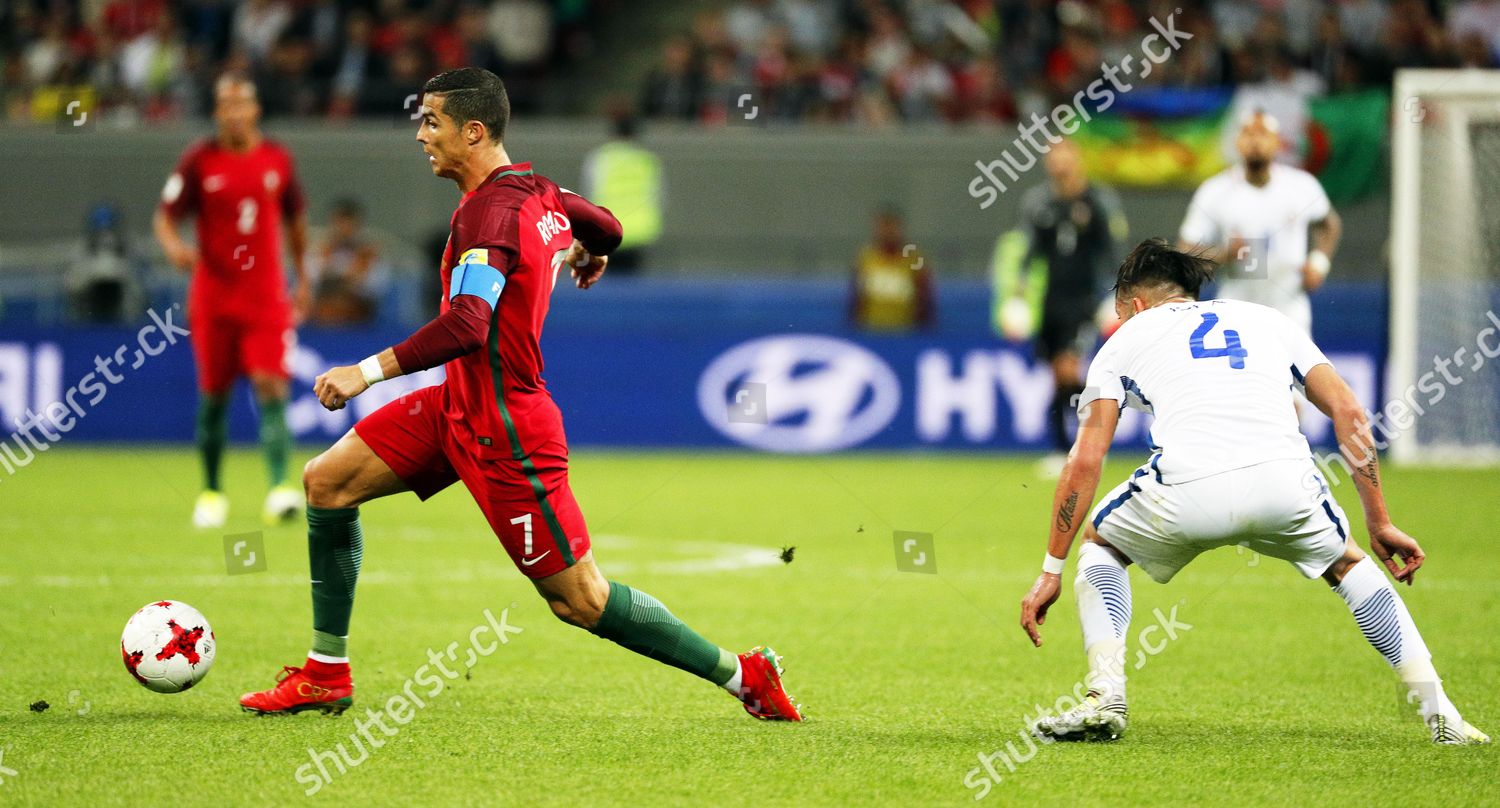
[1322,544,1367,585]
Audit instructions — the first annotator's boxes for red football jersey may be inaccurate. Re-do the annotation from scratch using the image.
[438,163,576,461]
[159,138,305,319]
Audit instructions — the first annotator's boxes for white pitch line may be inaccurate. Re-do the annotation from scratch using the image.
[0,535,783,589]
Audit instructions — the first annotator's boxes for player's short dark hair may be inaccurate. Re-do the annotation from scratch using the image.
[1113,238,1215,300]
[421,68,510,143]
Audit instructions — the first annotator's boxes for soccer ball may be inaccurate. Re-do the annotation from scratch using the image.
[121,600,216,693]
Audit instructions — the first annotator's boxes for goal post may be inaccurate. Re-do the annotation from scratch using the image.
[1387,69,1500,466]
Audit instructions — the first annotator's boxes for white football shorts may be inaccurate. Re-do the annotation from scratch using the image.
[1088,457,1348,583]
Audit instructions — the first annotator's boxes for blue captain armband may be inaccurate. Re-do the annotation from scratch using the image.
[450,248,506,307]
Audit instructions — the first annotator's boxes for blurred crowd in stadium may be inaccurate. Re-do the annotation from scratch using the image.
[3,1,1498,127]
[0,0,597,122]
[652,0,1500,125]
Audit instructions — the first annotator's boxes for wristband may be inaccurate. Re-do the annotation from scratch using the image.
[1043,553,1066,575]
[359,355,385,386]
[1306,250,1331,279]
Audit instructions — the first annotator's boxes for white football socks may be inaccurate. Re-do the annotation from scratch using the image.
[1075,542,1132,703]
[1334,557,1458,723]
[721,658,744,695]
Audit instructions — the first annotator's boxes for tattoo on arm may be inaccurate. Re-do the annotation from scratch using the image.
[1356,459,1379,489]
[1056,492,1080,532]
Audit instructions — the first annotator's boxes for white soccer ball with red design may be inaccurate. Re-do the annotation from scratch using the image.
[121,600,216,693]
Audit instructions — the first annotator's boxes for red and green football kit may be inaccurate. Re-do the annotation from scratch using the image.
[355,163,622,579]
[242,168,808,719]
[159,138,305,394]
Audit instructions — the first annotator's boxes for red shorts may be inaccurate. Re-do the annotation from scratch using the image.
[353,384,590,579]
[189,307,294,394]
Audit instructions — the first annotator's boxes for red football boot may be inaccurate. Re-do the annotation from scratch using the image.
[736,646,804,721]
[240,660,353,716]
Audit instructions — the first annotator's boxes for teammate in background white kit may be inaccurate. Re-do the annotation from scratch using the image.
[1018,239,1488,746]
[1178,111,1342,333]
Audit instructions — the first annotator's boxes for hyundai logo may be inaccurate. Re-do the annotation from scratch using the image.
[697,335,901,452]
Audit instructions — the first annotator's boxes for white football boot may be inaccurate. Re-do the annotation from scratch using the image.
[262,484,303,525]
[1431,714,1491,745]
[192,491,229,529]
[1032,692,1128,742]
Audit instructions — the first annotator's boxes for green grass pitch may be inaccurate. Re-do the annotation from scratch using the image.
[0,447,1495,805]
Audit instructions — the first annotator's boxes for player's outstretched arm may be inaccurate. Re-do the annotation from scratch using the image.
[288,211,312,322]
[1303,364,1424,584]
[151,208,197,273]
[560,190,622,256]
[1302,208,1341,293]
[564,239,608,290]
[314,295,493,411]
[1021,401,1120,647]
[559,191,622,289]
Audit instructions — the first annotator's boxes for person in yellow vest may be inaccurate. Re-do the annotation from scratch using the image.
[849,207,935,332]
[581,114,663,275]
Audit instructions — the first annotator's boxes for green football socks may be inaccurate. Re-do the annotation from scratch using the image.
[197,395,290,492]
[589,580,738,685]
[307,506,363,659]
[258,397,291,488]
[195,395,228,492]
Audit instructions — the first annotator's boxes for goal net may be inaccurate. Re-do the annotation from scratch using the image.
[1388,69,1500,465]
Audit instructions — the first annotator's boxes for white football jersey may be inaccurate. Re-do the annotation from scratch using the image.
[1178,164,1332,331]
[1078,299,1331,483]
